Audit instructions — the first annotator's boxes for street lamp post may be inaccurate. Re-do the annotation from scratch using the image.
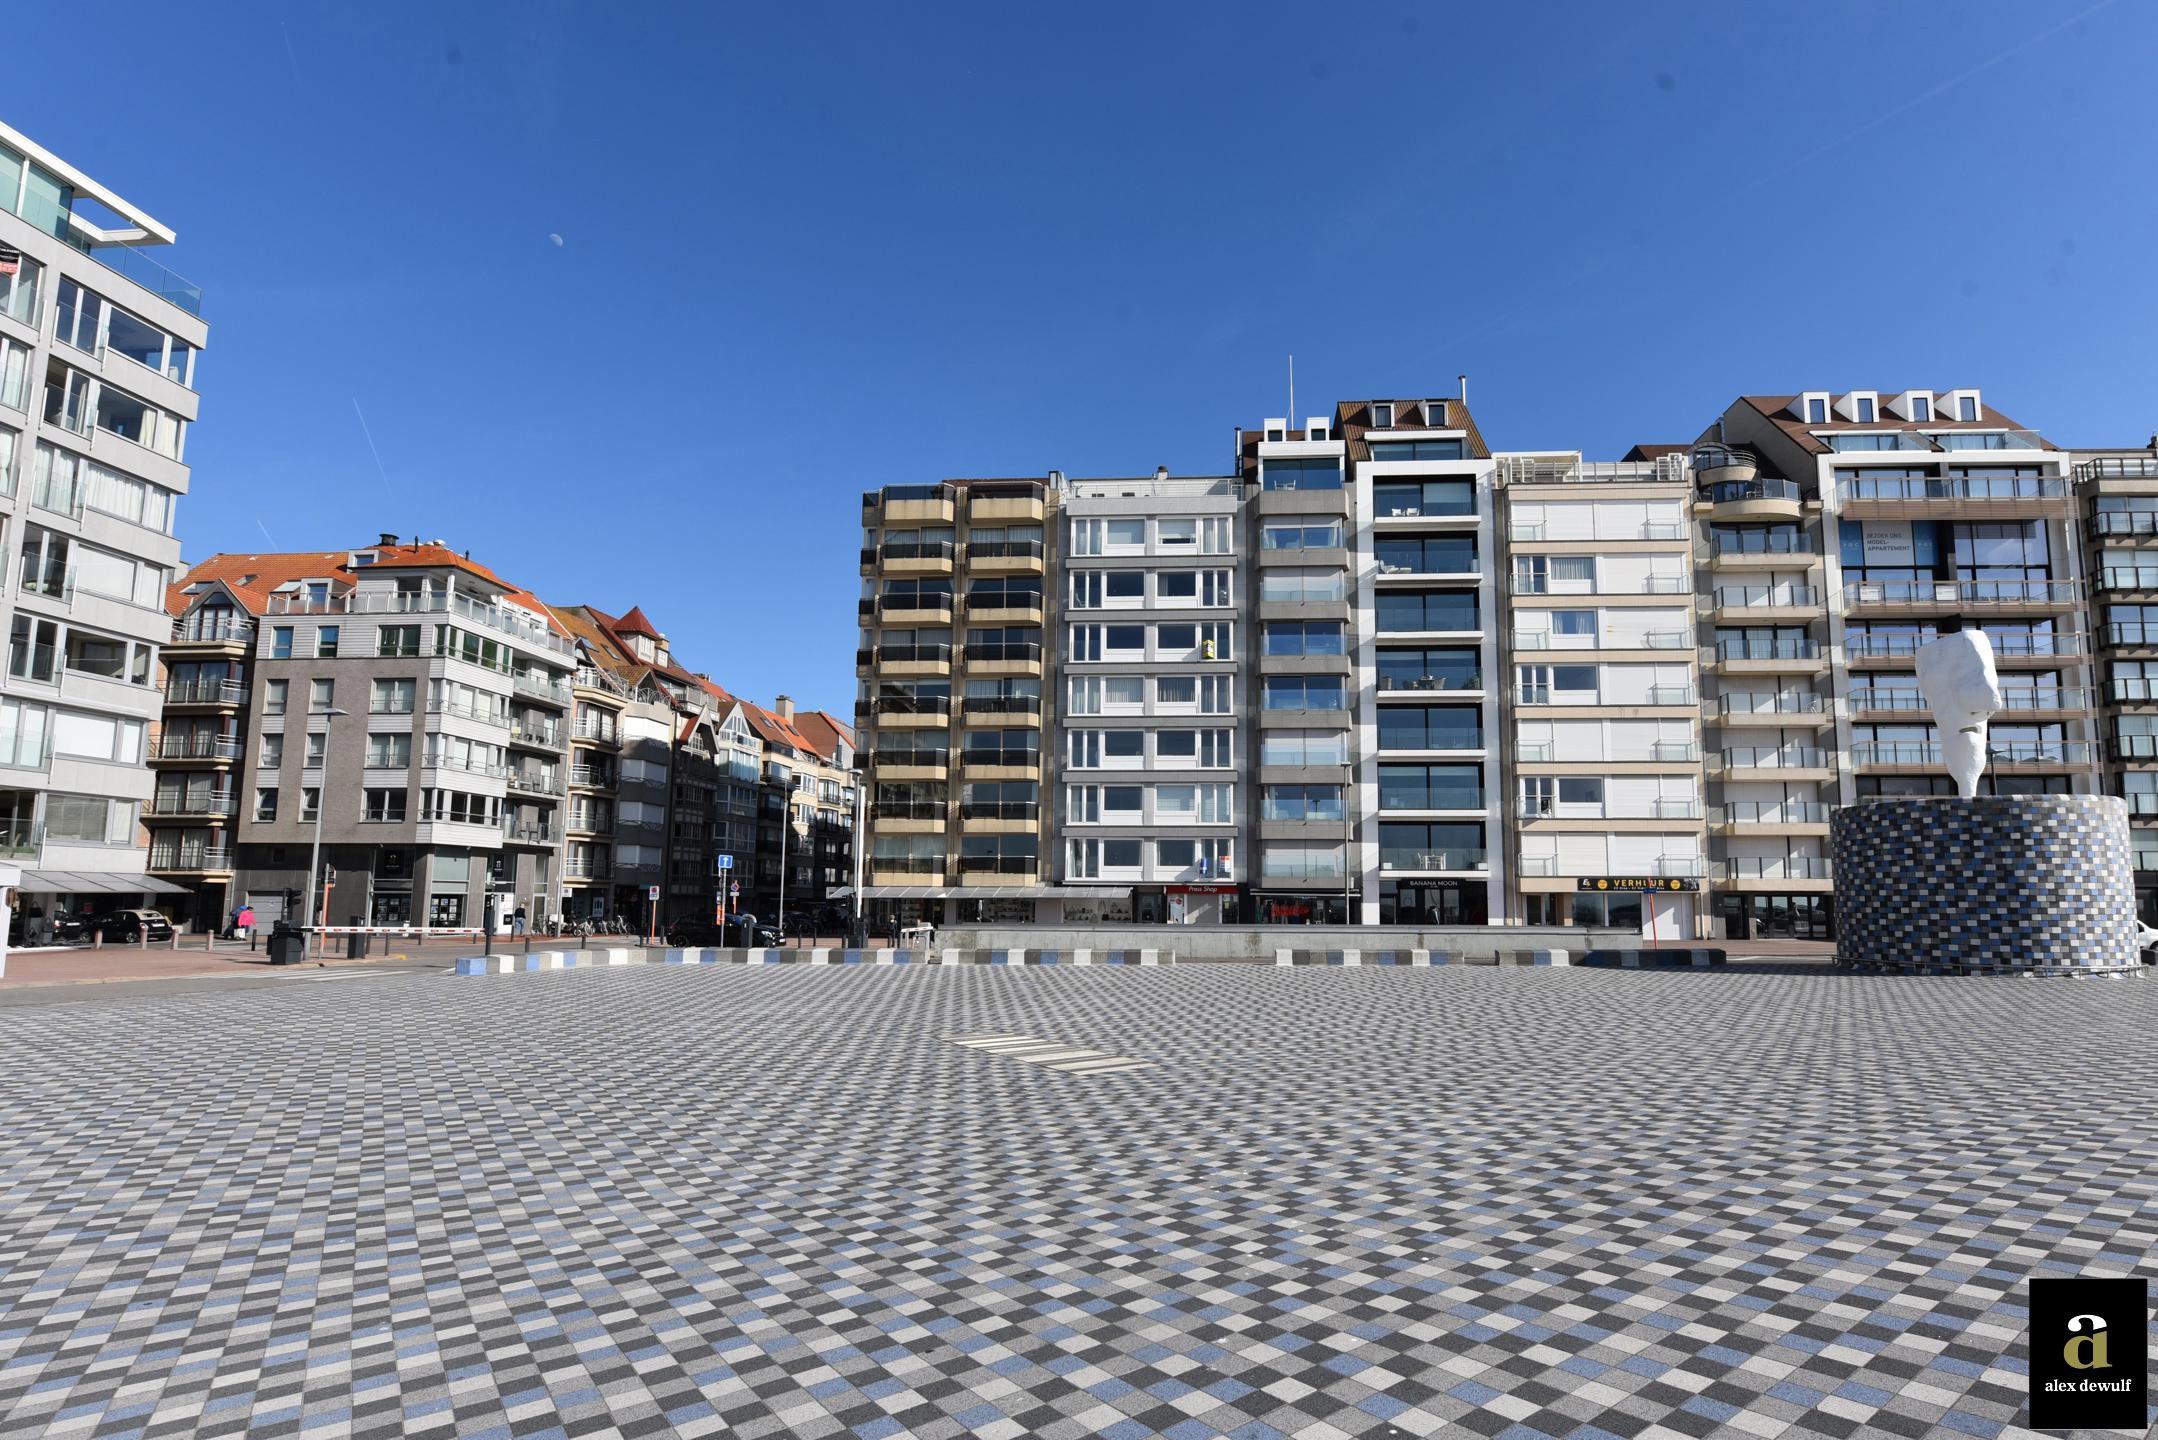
[850,779,865,947]
[302,706,350,958]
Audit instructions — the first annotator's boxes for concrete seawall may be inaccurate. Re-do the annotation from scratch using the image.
[937,924,1635,963]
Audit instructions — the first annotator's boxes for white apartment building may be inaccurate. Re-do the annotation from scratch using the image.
[1497,452,1706,938]
[1057,473,1245,923]
[0,122,208,926]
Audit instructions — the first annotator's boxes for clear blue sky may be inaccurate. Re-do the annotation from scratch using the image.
[10,1,2154,712]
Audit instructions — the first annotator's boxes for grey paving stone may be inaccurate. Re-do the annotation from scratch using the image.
[0,966,2152,1439]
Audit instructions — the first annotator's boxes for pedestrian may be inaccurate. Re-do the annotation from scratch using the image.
[25,905,47,947]
[235,902,255,942]
[513,905,528,937]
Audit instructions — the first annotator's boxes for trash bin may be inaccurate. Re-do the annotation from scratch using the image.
[267,922,306,966]
[345,931,370,959]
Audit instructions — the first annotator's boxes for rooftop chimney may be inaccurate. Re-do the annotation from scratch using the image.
[377,532,398,547]
[774,694,795,721]
[1155,466,1170,483]
[1458,374,1469,405]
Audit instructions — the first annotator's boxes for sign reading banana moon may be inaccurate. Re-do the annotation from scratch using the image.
[1575,877,1700,893]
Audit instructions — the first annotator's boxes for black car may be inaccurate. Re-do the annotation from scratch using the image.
[93,909,176,943]
[9,912,85,946]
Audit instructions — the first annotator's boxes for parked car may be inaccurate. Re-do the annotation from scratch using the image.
[9,912,85,946]
[666,916,781,948]
[2138,918,2158,964]
[93,909,175,943]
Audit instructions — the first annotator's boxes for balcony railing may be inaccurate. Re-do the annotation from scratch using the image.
[1702,478,1802,506]
[1378,673,1484,693]
[149,846,233,872]
[1713,586,1820,609]
[2078,458,2158,482]
[871,643,954,665]
[263,588,575,657]
[866,855,944,875]
[2110,678,2158,703]
[1717,802,1832,825]
[1379,848,1489,872]
[873,749,951,769]
[1849,631,2081,660]
[1856,686,2084,713]
[433,698,511,727]
[568,765,616,787]
[507,771,562,795]
[426,754,510,780]
[146,792,240,817]
[1837,476,2068,505]
[965,539,1045,561]
[154,671,247,703]
[964,594,1044,616]
[1722,747,1828,770]
[0,823,41,859]
[573,664,630,696]
[875,695,952,718]
[571,723,620,745]
[171,618,256,645]
[2113,736,2158,762]
[965,642,1043,663]
[1497,455,1691,486]
[150,733,241,761]
[512,723,564,748]
[1720,692,1826,716]
[1724,856,1833,880]
[1654,856,1708,877]
[512,671,572,704]
[1853,741,2092,766]
[1843,579,2077,607]
[2105,623,2158,650]
[2100,566,2158,592]
[2089,511,2158,539]
[871,800,947,820]
[502,822,554,844]
[961,800,1041,821]
[868,593,954,616]
[562,860,613,880]
[962,747,1040,768]
[960,854,1038,874]
[879,540,957,563]
[1647,685,1698,706]
[1714,639,1822,662]
[961,695,1041,715]
[1710,531,1815,556]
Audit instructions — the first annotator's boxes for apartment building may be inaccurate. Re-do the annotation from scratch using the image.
[741,695,857,922]
[164,540,579,930]
[1348,397,1505,927]
[856,478,1056,924]
[548,604,770,929]
[1495,449,1705,938]
[2072,440,2158,919]
[1,123,208,928]
[1058,471,1246,924]
[1243,419,1355,922]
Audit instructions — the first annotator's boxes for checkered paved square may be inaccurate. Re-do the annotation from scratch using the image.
[0,966,2151,1438]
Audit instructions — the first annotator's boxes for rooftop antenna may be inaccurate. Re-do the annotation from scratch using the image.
[1288,354,1295,429]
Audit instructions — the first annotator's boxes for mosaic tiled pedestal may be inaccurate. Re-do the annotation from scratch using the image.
[1831,794,2143,976]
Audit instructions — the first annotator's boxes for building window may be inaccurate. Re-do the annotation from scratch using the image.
[264,679,288,715]
[271,626,293,659]
[301,787,320,821]
[316,625,340,658]
[1910,395,1931,422]
[371,678,416,714]
[1806,397,1827,424]
[255,787,278,822]
[260,733,283,769]
[1959,395,1978,421]
[378,624,420,658]
[309,679,335,711]
[1371,402,1393,428]
[1855,397,1875,423]
[364,788,407,822]
[367,732,411,768]
[1262,458,1343,492]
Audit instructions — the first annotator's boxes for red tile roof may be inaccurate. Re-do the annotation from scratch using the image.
[613,605,663,640]
[170,543,568,635]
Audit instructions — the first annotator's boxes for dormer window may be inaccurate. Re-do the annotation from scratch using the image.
[1855,397,1875,423]
[1305,424,1325,441]
[1264,426,1284,442]
[1958,395,1978,422]
[1426,400,1450,427]
[1371,402,1394,429]
[1806,397,1827,424]
[1910,395,1931,422]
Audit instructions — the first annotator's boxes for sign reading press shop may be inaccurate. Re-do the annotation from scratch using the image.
[1575,877,1699,893]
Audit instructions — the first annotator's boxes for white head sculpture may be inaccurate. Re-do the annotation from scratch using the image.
[1913,626,2003,799]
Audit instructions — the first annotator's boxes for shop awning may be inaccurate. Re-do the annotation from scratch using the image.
[855,885,1132,900]
[19,870,190,896]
